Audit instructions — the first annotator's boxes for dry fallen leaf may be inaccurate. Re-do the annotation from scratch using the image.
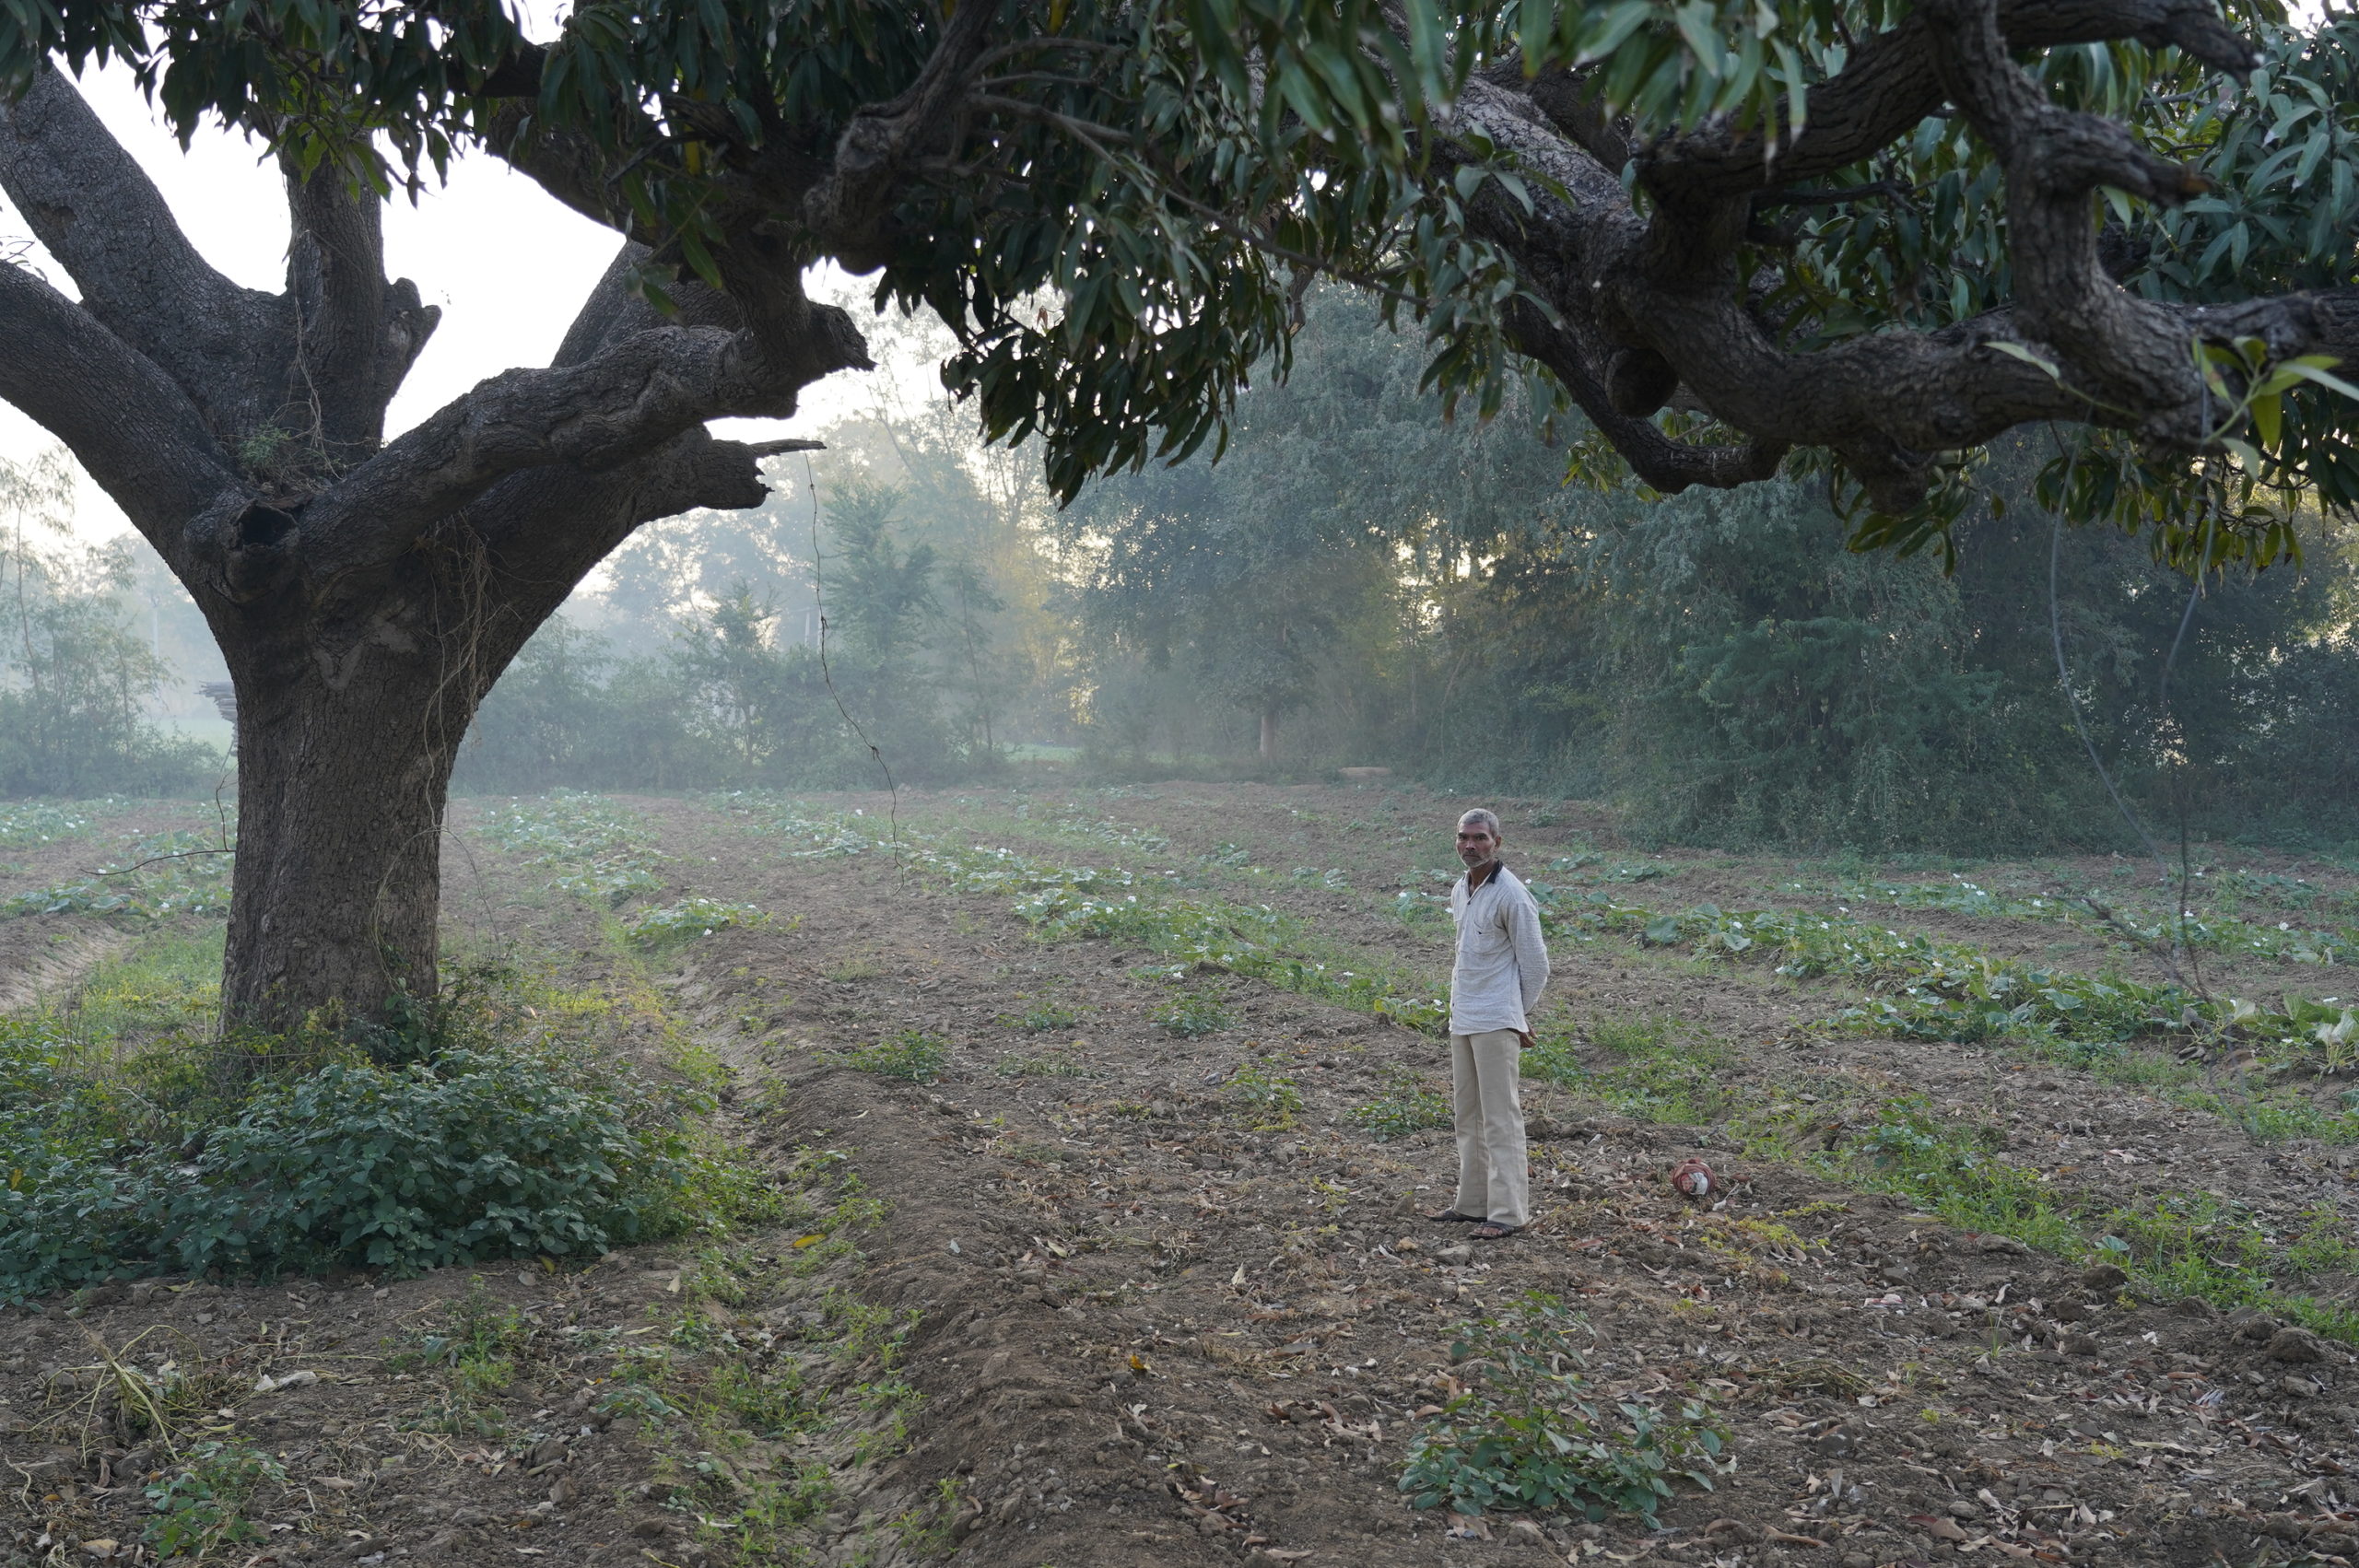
[1908,1513,1970,1543]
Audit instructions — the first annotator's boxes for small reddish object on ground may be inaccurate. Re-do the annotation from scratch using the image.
[1669,1158,1716,1199]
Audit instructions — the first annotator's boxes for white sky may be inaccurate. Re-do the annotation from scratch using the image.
[0,64,900,547]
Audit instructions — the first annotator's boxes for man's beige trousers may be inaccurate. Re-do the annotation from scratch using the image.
[1449,1029,1528,1228]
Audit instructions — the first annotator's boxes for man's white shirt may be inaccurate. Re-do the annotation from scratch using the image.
[1447,863,1550,1036]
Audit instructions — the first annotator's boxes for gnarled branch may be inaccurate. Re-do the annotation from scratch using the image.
[0,254,241,568]
[1444,0,2358,511]
[0,64,290,443]
[284,156,440,461]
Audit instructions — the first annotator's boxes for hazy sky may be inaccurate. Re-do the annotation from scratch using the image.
[0,64,898,547]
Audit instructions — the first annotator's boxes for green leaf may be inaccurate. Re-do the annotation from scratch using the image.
[2250,390,2283,450]
[1987,341,2062,380]
[2283,357,2359,402]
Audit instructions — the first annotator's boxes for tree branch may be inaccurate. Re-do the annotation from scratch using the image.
[1437,0,2359,511]
[291,277,865,590]
[0,257,241,570]
[1636,0,2260,203]
[1922,0,2209,421]
[428,427,782,686]
[283,155,440,462]
[1503,298,1789,492]
[0,64,291,443]
[801,0,1002,271]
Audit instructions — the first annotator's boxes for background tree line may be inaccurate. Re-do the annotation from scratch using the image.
[0,450,217,799]
[14,291,2359,855]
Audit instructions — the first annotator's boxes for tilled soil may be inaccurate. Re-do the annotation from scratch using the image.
[6,783,2359,1568]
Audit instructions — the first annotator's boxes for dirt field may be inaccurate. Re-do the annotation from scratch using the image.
[6,782,2359,1568]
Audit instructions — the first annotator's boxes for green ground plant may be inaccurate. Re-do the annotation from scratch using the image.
[1536,890,2349,1075]
[0,801,107,848]
[1347,1069,1451,1140]
[1401,1293,1729,1521]
[142,1439,286,1558]
[1535,1017,2359,1342]
[1226,1062,1305,1129]
[4,823,237,921]
[1151,989,1234,1036]
[479,791,665,905]
[1523,1017,1736,1126]
[623,896,771,947]
[1001,994,1082,1031]
[391,1276,543,1435]
[828,1029,949,1083]
[0,949,756,1303]
[725,800,1450,1032]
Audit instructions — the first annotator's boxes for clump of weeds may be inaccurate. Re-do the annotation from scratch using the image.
[1226,1062,1304,1129]
[1349,1069,1451,1140]
[828,1029,949,1083]
[1152,989,1234,1037]
[1401,1293,1730,1521]
[144,1439,288,1558]
[1001,995,1082,1032]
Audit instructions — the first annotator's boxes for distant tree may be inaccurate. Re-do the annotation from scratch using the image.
[450,616,620,793]
[820,481,939,665]
[0,452,214,797]
[1065,289,1567,762]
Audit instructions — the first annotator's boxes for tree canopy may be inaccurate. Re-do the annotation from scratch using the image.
[9,0,2355,559]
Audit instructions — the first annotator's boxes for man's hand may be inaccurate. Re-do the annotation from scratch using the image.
[1516,1030,1535,1051]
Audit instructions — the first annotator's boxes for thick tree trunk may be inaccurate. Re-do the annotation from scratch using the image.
[1,75,863,1042]
[221,658,465,1034]
[1259,708,1278,760]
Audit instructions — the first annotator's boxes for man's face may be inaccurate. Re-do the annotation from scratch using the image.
[1456,819,1499,868]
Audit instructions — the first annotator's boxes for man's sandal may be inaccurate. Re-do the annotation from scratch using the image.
[1425,1209,1483,1223]
[1472,1223,1521,1240]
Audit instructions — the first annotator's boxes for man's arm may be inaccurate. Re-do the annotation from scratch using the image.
[1510,886,1550,1039]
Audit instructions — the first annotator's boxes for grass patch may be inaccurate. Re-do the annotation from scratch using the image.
[609,1146,942,1565]
[1348,1069,1451,1140]
[1401,1293,1729,1522]
[827,1028,949,1083]
[40,926,224,1050]
[1151,989,1234,1037]
[994,1043,1096,1078]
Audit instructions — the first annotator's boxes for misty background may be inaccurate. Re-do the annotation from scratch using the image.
[5,287,2357,854]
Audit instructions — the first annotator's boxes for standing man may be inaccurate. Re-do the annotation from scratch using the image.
[1429,807,1550,1240]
